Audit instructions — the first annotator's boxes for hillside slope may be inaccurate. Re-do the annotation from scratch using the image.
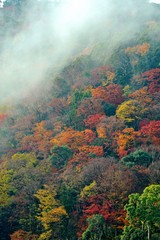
[0,1,160,240]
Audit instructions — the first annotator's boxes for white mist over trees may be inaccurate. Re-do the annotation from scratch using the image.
[0,0,158,103]
[0,1,159,239]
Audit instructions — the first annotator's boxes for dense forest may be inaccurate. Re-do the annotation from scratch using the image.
[0,0,160,239]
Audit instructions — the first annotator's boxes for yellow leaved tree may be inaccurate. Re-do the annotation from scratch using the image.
[116,100,145,123]
[80,181,97,200]
[0,166,15,207]
[34,185,68,240]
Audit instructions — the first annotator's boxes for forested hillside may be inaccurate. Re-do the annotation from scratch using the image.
[0,1,160,240]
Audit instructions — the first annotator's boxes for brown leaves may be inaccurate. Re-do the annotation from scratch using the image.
[50,128,96,151]
[91,84,125,106]
[125,43,150,56]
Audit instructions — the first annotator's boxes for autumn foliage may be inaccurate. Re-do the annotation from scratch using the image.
[0,5,160,240]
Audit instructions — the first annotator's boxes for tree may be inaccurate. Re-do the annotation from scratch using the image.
[95,163,137,204]
[82,194,114,222]
[141,68,160,82]
[52,77,71,98]
[125,42,151,74]
[117,128,137,158]
[78,145,104,158]
[0,166,14,207]
[90,65,115,86]
[69,89,91,119]
[129,87,152,108]
[122,150,152,167]
[121,184,160,240]
[48,98,69,116]
[141,68,160,94]
[116,100,145,124]
[125,43,150,57]
[102,102,116,117]
[91,84,124,106]
[76,98,104,119]
[50,128,96,151]
[79,193,124,239]
[0,113,8,124]
[20,121,53,158]
[95,116,125,155]
[10,230,38,240]
[148,160,160,184]
[5,153,49,234]
[109,46,133,85]
[59,183,78,214]
[68,145,104,169]
[11,152,37,168]
[105,84,125,106]
[84,114,105,130]
[131,68,160,91]
[80,181,97,200]
[49,145,73,169]
[140,120,160,145]
[34,185,68,240]
[82,214,107,240]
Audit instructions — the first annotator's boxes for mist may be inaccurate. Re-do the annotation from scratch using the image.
[0,0,157,104]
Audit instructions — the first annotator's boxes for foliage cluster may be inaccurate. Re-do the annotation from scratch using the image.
[0,3,160,239]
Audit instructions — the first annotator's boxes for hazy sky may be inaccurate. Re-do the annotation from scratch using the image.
[149,0,160,3]
[0,0,159,105]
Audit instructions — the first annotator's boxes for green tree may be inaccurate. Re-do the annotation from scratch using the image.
[109,47,133,86]
[70,89,91,118]
[58,183,78,239]
[82,214,107,240]
[59,183,77,213]
[122,150,152,167]
[50,145,73,169]
[121,184,160,240]
[102,102,116,116]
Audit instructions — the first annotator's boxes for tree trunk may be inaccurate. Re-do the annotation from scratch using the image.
[147,223,150,240]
